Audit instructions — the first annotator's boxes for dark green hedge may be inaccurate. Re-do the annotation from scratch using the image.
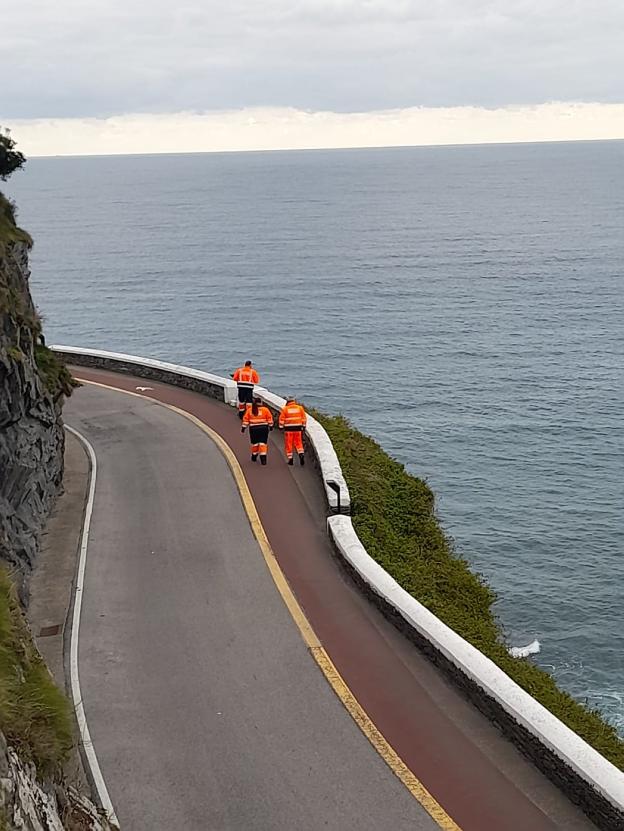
[313,411,624,770]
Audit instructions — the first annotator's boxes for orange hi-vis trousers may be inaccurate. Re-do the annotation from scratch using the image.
[284,429,304,459]
[243,405,273,462]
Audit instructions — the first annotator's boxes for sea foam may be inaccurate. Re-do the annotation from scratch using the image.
[509,639,541,658]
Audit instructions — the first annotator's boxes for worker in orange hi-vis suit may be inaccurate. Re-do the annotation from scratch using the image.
[278,396,307,466]
[242,397,274,465]
[231,360,260,419]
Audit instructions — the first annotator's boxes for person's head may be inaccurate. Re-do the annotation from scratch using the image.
[252,396,261,415]
[245,360,252,367]
[286,395,295,403]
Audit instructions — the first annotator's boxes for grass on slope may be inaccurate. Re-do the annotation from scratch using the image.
[0,568,73,774]
[0,193,31,253]
[313,411,624,770]
[34,343,77,398]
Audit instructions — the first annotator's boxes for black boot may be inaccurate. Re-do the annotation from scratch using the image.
[287,457,294,466]
[260,456,267,466]
[299,453,305,466]
[251,453,257,462]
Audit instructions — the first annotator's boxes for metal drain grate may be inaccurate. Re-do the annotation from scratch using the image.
[39,624,62,637]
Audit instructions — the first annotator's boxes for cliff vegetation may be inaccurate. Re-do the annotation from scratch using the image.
[0,569,72,772]
[0,193,72,401]
[314,411,624,770]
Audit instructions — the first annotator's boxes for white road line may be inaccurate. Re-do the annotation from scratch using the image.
[65,424,119,828]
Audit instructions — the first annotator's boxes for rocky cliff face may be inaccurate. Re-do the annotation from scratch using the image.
[0,196,112,829]
[0,735,109,831]
[0,202,65,601]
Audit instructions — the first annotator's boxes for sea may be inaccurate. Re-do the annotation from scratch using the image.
[6,141,623,733]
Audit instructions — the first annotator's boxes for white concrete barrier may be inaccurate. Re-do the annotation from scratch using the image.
[52,345,240,405]
[328,514,624,826]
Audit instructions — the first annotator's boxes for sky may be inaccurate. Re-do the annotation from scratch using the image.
[3,0,624,154]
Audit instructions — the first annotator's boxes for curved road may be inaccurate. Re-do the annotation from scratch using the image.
[66,372,597,831]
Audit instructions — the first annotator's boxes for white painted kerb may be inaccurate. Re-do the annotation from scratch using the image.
[53,346,350,512]
[327,514,624,814]
[65,425,119,827]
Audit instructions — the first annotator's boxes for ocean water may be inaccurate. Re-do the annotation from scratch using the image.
[6,142,624,731]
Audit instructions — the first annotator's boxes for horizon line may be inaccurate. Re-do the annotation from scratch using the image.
[22,135,624,161]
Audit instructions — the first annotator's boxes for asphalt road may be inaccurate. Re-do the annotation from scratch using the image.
[67,384,439,830]
[66,373,598,831]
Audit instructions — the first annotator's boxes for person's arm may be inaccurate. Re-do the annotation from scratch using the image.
[232,369,239,382]
[278,407,285,429]
[252,370,260,384]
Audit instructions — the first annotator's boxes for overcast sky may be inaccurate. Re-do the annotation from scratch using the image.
[3,1,624,152]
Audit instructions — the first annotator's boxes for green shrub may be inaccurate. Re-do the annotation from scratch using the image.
[0,568,73,774]
[313,411,624,769]
[34,344,77,399]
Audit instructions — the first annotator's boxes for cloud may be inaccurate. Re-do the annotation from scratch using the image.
[10,102,624,157]
[2,1,624,118]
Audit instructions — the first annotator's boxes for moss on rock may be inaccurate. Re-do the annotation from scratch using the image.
[0,194,31,255]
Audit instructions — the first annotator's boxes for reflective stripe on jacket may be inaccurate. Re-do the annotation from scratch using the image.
[278,402,307,430]
[233,366,259,387]
[242,405,274,428]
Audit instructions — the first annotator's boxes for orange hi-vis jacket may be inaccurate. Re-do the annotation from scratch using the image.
[242,405,274,429]
[278,402,307,431]
[232,366,259,388]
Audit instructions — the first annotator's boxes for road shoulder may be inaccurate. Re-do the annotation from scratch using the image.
[28,429,90,790]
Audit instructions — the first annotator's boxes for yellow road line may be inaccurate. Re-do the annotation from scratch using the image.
[75,377,462,831]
